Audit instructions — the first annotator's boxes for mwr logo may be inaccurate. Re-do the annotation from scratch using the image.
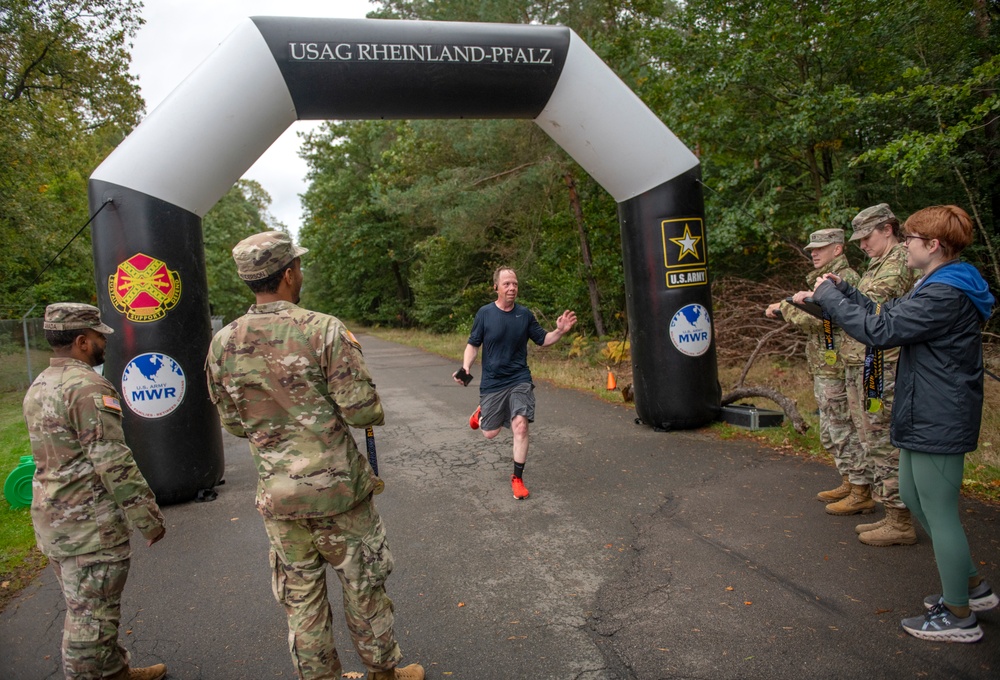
[121,353,186,419]
[669,303,712,357]
[109,253,181,322]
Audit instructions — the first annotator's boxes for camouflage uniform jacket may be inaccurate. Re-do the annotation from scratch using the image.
[23,358,164,559]
[779,253,863,375]
[856,243,916,364]
[205,301,383,520]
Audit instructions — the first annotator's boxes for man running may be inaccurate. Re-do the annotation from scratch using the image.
[454,266,577,499]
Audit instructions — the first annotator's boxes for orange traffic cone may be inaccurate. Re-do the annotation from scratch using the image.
[606,371,617,390]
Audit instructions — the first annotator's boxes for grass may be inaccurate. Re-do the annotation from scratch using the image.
[362,326,1000,504]
[0,388,46,611]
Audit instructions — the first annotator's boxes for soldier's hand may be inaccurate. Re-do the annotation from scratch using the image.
[147,526,166,547]
[764,302,781,319]
[815,273,841,290]
[791,290,812,305]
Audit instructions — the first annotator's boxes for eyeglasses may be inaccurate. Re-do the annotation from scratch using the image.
[903,233,931,244]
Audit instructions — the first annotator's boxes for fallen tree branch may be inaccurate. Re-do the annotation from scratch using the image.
[736,321,791,388]
[722,386,809,434]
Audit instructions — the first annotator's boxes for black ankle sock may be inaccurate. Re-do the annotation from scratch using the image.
[513,462,525,479]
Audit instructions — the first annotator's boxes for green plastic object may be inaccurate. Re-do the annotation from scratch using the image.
[4,455,35,509]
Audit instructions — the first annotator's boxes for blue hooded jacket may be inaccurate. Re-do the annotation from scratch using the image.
[814,258,994,454]
[915,260,994,321]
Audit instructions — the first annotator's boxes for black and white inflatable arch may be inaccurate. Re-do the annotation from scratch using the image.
[88,17,721,503]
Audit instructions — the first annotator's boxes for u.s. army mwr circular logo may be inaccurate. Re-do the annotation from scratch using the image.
[669,303,712,357]
[108,253,181,322]
[121,353,186,418]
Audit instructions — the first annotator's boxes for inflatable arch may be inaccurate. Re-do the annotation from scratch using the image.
[88,17,721,503]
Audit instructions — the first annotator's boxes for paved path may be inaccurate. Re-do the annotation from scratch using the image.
[2,334,998,679]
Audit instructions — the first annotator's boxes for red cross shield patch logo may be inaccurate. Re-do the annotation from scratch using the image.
[108,253,182,322]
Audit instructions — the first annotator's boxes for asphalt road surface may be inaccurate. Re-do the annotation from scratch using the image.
[2,334,998,679]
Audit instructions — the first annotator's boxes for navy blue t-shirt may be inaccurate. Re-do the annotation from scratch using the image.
[468,302,547,394]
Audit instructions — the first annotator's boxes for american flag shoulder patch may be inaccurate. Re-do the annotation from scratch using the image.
[102,395,122,411]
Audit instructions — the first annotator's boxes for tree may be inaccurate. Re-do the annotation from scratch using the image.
[640,0,999,286]
[298,120,427,326]
[0,0,144,317]
[202,180,279,323]
[850,0,1000,286]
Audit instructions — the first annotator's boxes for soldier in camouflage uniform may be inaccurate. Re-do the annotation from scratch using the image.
[766,229,864,506]
[23,303,167,680]
[839,204,918,544]
[205,231,423,680]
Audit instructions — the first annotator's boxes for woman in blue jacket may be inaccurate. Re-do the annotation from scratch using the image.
[797,205,996,643]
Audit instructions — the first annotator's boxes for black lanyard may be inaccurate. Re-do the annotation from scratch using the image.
[863,303,884,412]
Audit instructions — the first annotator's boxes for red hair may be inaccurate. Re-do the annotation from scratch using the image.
[904,205,973,258]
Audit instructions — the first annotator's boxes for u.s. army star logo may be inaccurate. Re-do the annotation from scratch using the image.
[109,253,182,322]
[661,217,708,288]
[670,224,702,261]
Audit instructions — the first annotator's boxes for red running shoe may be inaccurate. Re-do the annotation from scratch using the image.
[469,405,481,430]
[511,475,529,500]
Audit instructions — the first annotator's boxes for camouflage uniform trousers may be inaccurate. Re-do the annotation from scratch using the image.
[50,543,132,679]
[813,374,862,477]
[263,494,403,679]
[844,361,902,508]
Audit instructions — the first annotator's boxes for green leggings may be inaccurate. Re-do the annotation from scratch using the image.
[899,449,978,607]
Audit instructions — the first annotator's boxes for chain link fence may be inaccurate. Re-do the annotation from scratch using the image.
[1,317,50,394]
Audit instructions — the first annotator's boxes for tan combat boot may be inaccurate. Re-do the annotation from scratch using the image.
[855,512,887,534]
[816,475,851,502]
[368,662,425,680]
[108,664,167,680]
[825,484,876,515]
[859,506,917,546]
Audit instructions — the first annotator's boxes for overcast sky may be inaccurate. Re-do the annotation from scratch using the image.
[129,0,378,235]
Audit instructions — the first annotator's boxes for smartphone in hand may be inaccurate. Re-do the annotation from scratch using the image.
[455,367,473,386]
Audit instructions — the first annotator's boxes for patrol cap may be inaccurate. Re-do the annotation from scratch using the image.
[43,303,114,334]
[804,228,845,250]
[232,230,308,281]
[850,203,897,241]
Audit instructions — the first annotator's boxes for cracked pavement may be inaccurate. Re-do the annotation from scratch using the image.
[2,334,999,678]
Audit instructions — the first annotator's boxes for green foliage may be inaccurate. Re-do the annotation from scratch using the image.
[202,180,277,323]
[299,121,425,325]
[639,0,999,284]
[0,390,41,582]
[0,0,144,318]
[410,236,490,332]
[852,53,1000,187]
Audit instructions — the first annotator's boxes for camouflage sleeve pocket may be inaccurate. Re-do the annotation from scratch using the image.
[94,395,125,442]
